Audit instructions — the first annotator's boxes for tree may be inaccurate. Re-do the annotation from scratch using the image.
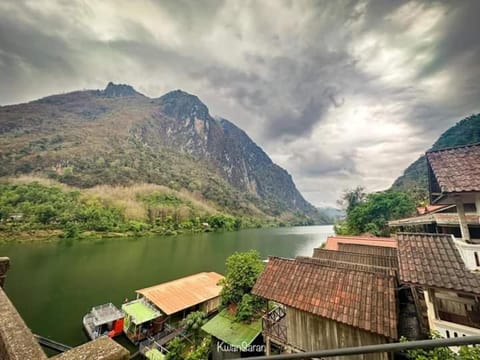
[185,336,211,360]
[336,190,415,236]
[220,250,264,307]
[182,311,206,346]
[338,186,366,214]
[165,337,185,360]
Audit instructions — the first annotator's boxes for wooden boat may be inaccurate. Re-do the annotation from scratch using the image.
[83,303,124,340]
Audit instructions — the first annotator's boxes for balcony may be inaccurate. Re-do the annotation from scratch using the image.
[262,306,287,345]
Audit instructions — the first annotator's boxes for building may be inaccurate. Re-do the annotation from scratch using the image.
[390,144,480,341]
[323,235,397,251]
[252,255,398,360]
[397,232,480,338]
[123,271,224,344]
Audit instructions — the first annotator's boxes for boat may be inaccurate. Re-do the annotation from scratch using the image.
[83,303,124,340]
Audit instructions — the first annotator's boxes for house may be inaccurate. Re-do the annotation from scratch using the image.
[252,256,398,359]
[397,232,480,338]
[136,272,224,319]
[390,144,480,341]
[323,235,397,251]
[123,271,224,344]
[426,143,480,243]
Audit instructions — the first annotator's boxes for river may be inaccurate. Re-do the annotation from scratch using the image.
[0,225,333,348]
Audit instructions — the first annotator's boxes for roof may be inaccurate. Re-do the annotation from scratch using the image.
[91,303,123,327]
[136,272,224,315]
[311,249,398,269]
[252,256,398,339]
[427,144,480,194]
[324,235,397,251]
[389,212,479,227]
[337,243,398,258]
[396,232,480,295]
[416,204,451,215]
[122,299,162,325]
[202,309,262,348]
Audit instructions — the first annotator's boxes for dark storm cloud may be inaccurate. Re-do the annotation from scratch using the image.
[0,0,479,206]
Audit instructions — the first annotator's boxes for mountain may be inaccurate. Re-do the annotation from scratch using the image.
[317,207,345,223]
[0,83,319,223]
[391,114,480,200]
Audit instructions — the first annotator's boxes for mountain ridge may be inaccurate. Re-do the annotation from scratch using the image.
[0,82,321,223]
[391,113,480,201]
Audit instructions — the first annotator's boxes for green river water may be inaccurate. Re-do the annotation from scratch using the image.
[0,225,333,350]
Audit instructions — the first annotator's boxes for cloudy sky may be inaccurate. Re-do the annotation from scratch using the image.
[1,0,479,206]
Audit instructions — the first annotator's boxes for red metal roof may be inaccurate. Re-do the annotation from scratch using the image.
[252,256,398,339]
[324,235,397,251]
[136,272,224,315]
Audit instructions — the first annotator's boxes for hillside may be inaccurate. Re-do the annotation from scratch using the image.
[0,82,321,226]
[391,114,480,200]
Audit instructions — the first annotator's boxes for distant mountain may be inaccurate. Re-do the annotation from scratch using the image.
[391,114,480,200]
[0,83,320,223]
[317,207,345,223]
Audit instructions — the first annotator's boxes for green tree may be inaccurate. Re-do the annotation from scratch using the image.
[402,333,480,359]
[185,336,211,360]
[165,337,185,360]
[220,250,264,312]
[336,190,415,236]
[182,311,206,346]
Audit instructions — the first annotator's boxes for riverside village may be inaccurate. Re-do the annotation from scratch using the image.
[3,143,480,358]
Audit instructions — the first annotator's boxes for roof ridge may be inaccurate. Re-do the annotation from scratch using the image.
[426,142,480,154]
[295,256,396,277]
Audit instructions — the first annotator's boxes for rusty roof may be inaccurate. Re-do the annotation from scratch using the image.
[136,272,224,315]
[311,249,398,269]
[416,204,451,215]
[324,235,397,251]
[252,256,398,339]
[427,144,480,194]
[396,233,480,295]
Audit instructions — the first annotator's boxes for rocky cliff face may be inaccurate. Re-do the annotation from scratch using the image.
[0,83,317,219]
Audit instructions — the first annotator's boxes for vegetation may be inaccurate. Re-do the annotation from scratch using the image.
[182,311,206,346]
[335,187,416,236]
[0,178,279,242]
[401,334,480,359]
[220,250,265,322]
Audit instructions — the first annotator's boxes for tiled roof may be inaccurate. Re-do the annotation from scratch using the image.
[136,272,224,315]
[252,256,398,339]
[427,144,480,193]
[337,243,398,258]
[311,249,398,269]
[397,233,480,294]
[324,235,397,251]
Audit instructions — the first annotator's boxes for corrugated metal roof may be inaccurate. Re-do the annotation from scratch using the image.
[136,272,224,315]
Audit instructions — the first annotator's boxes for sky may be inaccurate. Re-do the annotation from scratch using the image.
[1,0,479,207]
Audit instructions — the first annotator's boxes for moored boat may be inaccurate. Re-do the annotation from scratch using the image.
[83,303,124,340]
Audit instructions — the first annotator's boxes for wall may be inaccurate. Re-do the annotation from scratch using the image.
[286,307,390,360]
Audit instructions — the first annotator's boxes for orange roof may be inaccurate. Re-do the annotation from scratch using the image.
[416,204,449,215]
[324,235,396,251]
[136,272,224,315]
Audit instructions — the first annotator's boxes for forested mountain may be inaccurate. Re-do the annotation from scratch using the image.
[391,114,480,200]
[0,82,321,224]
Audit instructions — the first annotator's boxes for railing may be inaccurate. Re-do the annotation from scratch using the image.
[237,336,480,359]
[262,306,287,344]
